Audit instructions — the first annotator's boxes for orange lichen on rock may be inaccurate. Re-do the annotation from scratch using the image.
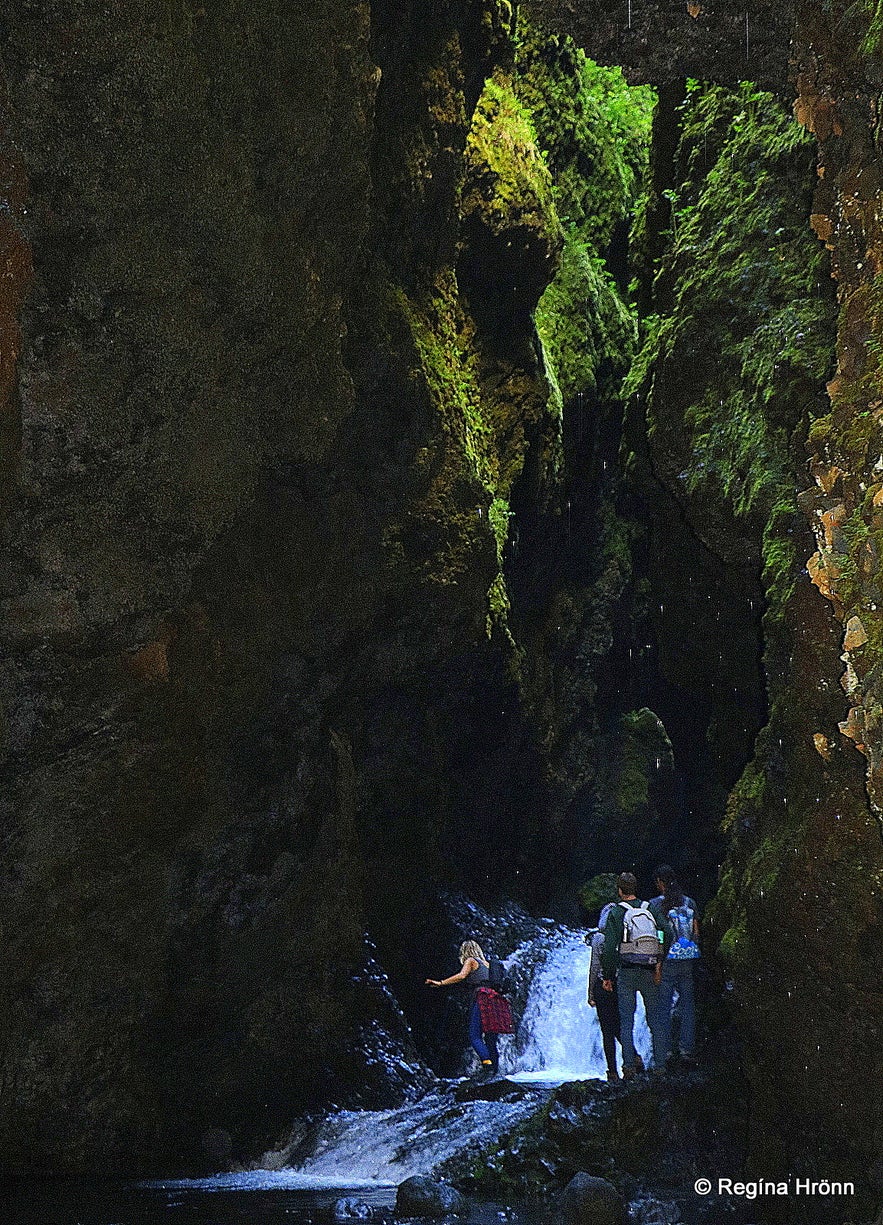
[811,461,844,494]
[813,732,833,760]
[844,615,869,651]
[839,704,866,754]
[808,550,840,604]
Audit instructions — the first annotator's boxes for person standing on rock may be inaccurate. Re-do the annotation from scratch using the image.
[651,865,700,1068]
[426,940,508,1078]
[601,872,665,1078]
[586,901,636,1082]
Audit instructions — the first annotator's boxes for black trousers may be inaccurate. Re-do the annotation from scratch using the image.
[593,975,621,1074]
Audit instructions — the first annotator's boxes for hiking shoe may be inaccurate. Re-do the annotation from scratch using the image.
[634,1053,645,1073]
[606,1070,620,1083]
[622,1066,638,1081]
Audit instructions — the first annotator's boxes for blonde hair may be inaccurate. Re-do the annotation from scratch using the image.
[459,939,488,966]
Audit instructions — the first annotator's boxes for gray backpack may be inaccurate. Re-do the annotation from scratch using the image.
[618,901,662,966]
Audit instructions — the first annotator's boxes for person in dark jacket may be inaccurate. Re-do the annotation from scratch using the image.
[601,872,665,1077]
[426,939,499,1075]
[587,902,641,1082]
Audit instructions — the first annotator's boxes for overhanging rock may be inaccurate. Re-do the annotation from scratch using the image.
[523,0,796,90]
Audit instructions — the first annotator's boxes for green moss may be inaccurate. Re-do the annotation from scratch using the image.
[535,235,637,400]
[513,23,653,249]
[868,5,883,52]
[578,872,619,915]
[616,708,673,817]
[634,81,834,529]
[463,70,560,242]
[512,19,653,404]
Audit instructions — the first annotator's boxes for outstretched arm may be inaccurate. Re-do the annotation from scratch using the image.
[426,958,478,987]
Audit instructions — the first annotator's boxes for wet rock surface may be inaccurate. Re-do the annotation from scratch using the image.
[556,1173,625,1225]
[396,1176,468,1218]
[443,1069,748,1222]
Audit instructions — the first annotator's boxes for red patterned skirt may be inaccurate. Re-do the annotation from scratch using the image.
[476,986,515,1035]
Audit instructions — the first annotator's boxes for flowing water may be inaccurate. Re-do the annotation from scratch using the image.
[0,927,650,1223]
[506,929,651,1084]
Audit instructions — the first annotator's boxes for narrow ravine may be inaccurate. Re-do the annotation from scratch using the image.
[152,928,651,1193]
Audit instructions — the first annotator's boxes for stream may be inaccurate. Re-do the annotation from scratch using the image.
[0,928,651,1224]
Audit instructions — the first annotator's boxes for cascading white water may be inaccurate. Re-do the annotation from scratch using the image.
[154,925,652,1192]
[507,929,652,1083]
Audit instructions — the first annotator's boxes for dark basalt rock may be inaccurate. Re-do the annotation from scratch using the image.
[395,1175,467,1218]
[524,0,795,91]
[556,1173,625,1225]
[452,1078,545,1104]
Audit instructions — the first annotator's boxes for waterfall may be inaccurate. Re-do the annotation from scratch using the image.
[507,929,651,1082]
[152,924,652,1192]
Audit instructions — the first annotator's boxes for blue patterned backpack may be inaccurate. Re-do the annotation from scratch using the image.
[666,899,700,961]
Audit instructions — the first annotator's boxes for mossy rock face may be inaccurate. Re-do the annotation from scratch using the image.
[460,70,563,334]
[625,38,883,1215]
[444,1072,748,1212]
[578,872,618,918]
[0,0,656,1177]
[629,81,834,563]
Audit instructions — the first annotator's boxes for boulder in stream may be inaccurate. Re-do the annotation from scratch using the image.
[396,1175,467,1217]
[556,1172,625,1225]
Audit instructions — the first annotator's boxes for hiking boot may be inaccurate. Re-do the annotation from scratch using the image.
[606,1070,620,1083]
[622,1065,638,1081]
[633,1053,645,1073]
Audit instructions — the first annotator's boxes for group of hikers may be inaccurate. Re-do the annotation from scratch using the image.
[426,864,700,1083]
[587,865,700,1081]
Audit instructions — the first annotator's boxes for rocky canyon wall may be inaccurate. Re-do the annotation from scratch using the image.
[0,0,652,1175]
[0,1,881,1216]
[534,0,883,1215]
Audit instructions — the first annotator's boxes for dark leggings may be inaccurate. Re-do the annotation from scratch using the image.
[468,999,499,1068]
[593,976,621,1075]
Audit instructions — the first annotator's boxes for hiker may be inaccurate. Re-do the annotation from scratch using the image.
[426,939,512,1077]
[586,901,640,1082]
[601,872,665,1077]
[651,865,700,1067]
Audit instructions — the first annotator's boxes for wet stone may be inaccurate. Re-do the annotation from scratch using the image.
[395,1176,467,1218]
[452,1079,544,1104]
[332,1198,377,1220]
[555,1173,626,1225]
[629,1198,684,1225]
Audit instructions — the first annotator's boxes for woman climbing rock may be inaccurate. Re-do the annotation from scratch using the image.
[426,939,514,1078]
